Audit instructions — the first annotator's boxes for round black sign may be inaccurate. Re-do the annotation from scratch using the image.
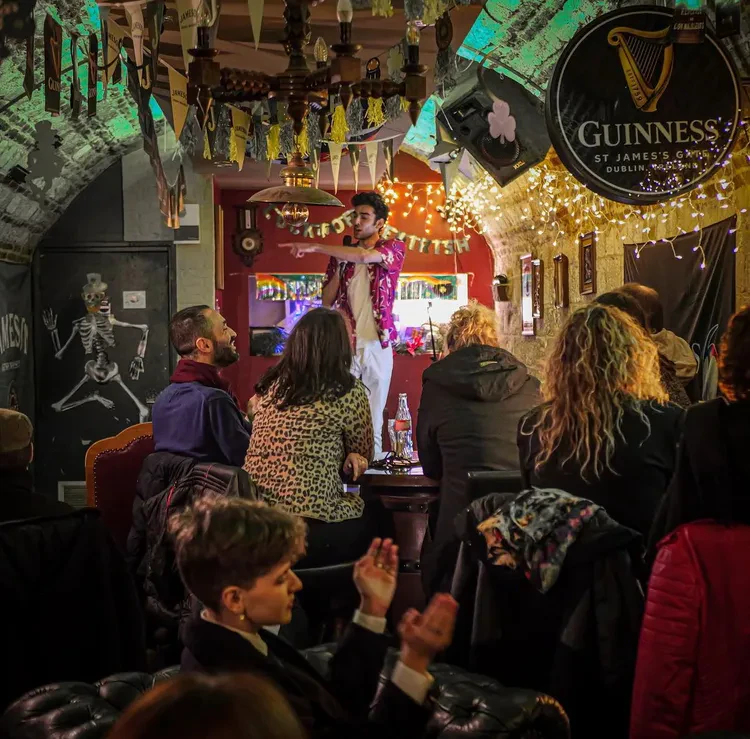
[546,6,741,204]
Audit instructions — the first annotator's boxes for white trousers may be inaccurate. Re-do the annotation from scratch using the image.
[352,339,394,458]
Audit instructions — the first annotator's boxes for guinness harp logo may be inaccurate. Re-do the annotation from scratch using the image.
[546,5,740,205]
[608,26,674,112]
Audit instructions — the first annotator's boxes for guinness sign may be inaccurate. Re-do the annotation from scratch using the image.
[546,6,741,204]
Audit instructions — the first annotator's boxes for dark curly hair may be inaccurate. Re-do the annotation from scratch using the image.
[719,305,750,402]
[351,191,389,223]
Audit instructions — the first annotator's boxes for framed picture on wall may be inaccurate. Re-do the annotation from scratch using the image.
[579,232,597,295]
[531,258,544,319]
[520,254,535,336]
[553,253,569,308]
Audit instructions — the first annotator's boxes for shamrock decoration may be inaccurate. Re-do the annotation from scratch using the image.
[487,99,516,144]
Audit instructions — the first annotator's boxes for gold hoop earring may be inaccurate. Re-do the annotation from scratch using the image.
[238,613,246,621]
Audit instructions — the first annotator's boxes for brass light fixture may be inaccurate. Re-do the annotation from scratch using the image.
[187,0,431,226]
[249,152,344,226]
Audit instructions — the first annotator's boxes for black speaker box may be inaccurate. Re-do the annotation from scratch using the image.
[437,71,550,187]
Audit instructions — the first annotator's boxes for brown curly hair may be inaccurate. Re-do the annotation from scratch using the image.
[523,303,668,480]
[719,305,750,402]
[444,300,499,352]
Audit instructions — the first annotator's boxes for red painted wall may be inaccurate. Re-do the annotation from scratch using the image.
[216,186,495,446]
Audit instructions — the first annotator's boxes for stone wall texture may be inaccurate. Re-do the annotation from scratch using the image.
[481,151,750,375]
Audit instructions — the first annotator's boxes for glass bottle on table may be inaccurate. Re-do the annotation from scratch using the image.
[394,392,414,460]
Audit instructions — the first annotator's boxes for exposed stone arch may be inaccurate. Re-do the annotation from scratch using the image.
[0,0,152,263]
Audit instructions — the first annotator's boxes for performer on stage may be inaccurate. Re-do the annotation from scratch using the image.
[281,191,405,457]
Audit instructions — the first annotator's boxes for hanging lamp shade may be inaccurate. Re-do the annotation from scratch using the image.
[248,153,344,207]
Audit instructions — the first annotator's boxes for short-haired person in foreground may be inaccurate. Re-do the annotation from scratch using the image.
[152,306,250,467]
[0,408,72,522]
[109,673,306,739]
[281,192,405,457]
[173,497,458,738]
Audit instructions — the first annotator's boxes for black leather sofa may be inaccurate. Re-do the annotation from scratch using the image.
[1,648,570,739]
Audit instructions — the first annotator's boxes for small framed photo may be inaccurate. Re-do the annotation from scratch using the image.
[553,253,570,308]
[520,254,535,336]
[531,258,544,319]
[579,232,597,295]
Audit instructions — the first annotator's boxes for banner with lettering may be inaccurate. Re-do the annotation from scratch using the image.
[0,263,33,420]
[43,14,62,115]
[168,66,189,139]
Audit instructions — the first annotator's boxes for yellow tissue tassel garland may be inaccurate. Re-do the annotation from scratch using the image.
[372,0,393,17]
[366,97,386,127]
[330,105,349,144]
[422,0,445,26]
[267,124,281,161]
[203,132,211,160]
[294,123,309,157]
[401,96,410,112]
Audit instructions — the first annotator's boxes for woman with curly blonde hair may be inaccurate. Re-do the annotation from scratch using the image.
[418,300,540,595]
[518,303,683,536]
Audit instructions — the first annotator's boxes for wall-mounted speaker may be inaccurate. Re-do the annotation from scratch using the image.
[437,69,550,188]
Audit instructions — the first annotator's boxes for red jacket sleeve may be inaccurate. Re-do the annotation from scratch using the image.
[630,532,701,739]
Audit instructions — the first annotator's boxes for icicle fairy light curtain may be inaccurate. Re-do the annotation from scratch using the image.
[440,126,750,260]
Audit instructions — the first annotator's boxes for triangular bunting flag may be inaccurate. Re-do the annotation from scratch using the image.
[383,139,394,181]
[349,145,360,191]
[175,0,202,70]
[125,4,145,84]
[168,66,189,140]
[23,15,34,100]
[365,140,378,188]
[99,5,110,90]
[313,147,321,188]
[248,0,264,50]
[230,106,250,170]
[439,157,460,196]
[43,14,62,115]
[87,33,97,116]
[105,19,127,92]
[69,31,83,118]
[329,142,343,193]
[145,1,165,86]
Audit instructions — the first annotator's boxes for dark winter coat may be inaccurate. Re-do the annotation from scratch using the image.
[446,493,644,739]
[181,615,431,739]
[417,345,540,595]
[0,509,146,710]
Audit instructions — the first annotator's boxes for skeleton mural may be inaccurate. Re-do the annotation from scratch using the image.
[42,274,150,422]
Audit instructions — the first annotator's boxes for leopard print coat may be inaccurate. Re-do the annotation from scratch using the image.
[243,380,374,523]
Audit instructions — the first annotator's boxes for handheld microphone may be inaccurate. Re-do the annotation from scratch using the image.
[342,235,353,246]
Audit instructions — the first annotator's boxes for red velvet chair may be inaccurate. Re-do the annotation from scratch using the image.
[84,423,154,551]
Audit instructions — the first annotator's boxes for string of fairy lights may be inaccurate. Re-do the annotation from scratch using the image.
[376,179,443,236]
[431,121,750,264]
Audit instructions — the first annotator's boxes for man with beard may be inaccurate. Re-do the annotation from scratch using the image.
[153,306,250,467]
[281,192,405,457]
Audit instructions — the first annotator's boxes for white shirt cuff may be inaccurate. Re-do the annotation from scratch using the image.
[352,609,387,634]
[391,660,434,705]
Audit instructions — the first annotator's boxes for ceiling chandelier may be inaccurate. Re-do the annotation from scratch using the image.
[187,0,428,225]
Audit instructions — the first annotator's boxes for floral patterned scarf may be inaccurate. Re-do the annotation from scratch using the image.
[477,488,599,593]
